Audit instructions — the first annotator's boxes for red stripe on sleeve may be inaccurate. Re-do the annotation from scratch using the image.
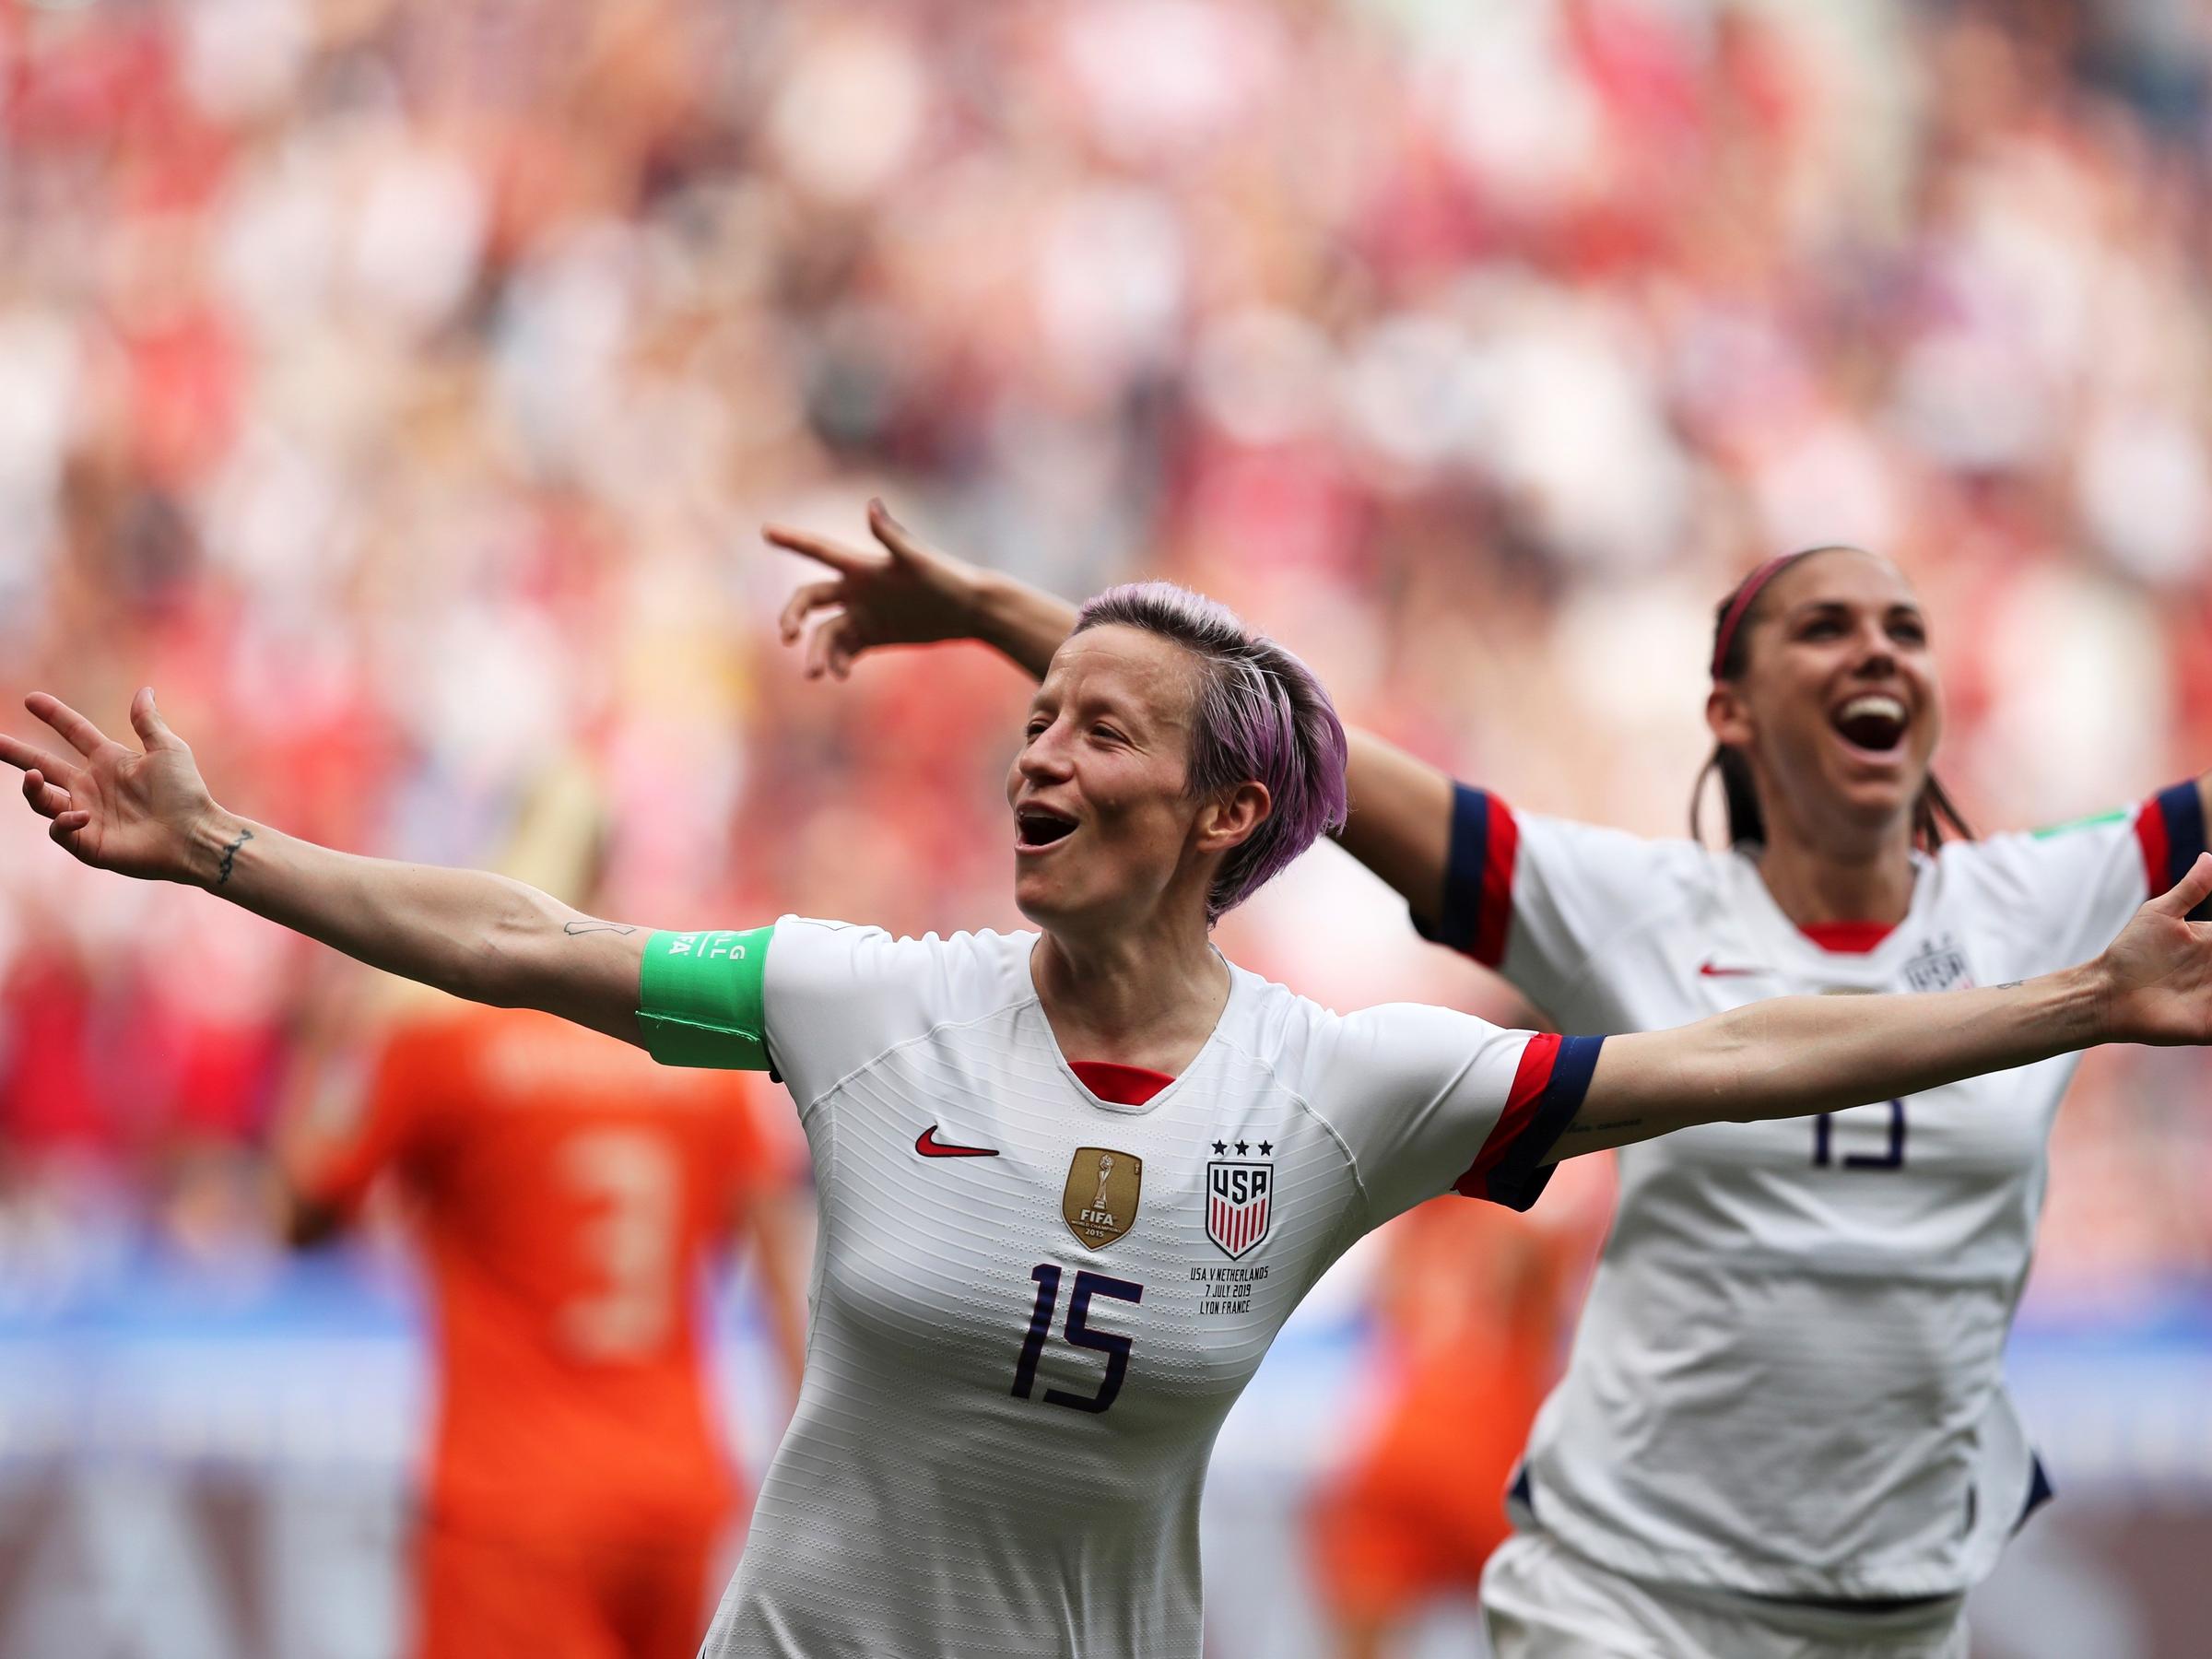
[2136,795,2171,896]
[1473,794,1520,968]
[1453,1032,1561,1198]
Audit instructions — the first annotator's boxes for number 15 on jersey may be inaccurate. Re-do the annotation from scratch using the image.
[1011,1265,1144,1415]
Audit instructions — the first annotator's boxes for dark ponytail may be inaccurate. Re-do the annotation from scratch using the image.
[1693,552,1973,853]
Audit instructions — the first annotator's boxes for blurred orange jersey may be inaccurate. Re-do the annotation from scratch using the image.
[1312,1167,1609,1627]
[297,1004,786,1540]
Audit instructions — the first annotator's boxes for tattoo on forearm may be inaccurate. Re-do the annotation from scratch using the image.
[563,921,638,937]
[1994,980,2024,991]
[1567,1118,1641,1135]
[215,828,253,888]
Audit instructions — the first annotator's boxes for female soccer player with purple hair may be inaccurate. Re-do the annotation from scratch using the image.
[10,569,2212,1658]
[774,503,2212,1657]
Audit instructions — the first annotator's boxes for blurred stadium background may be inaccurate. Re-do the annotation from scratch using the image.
[3,0,2212,1653]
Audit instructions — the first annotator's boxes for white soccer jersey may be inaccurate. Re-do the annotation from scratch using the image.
[1415,781,2204,1599]
[665,917,1599,1658]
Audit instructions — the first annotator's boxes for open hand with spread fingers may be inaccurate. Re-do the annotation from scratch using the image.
[2092,852,2212,1045]
[766,499,987,679]
[1,688,225,885]
[766,498,1071,680]
[3,687,648,1035]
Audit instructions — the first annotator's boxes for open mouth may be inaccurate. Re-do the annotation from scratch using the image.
[1830,692,1909,754]
[1016,806,1078,850]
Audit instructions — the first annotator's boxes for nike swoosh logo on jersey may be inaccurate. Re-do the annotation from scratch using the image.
[1697,960,1767,978]
[914,1127,1000,1159]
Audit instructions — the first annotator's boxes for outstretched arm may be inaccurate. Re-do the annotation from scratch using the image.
[1551,855,2212,1159]
[771,501,1464,917]
[3,690,647,1043]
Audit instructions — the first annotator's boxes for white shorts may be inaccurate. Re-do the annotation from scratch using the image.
[1480,1534,1970,1659]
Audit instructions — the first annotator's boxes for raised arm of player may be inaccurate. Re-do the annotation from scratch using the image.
[2,690,647,1044]
[771,502,1460,916]
[1549,854,2212,1159]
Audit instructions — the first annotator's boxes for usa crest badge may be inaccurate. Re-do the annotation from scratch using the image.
[1902,935,1973,994]
[1206,1160,1273,1259]
[1063,1147,1141,1249]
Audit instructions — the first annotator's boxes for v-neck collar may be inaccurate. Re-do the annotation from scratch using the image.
[1725,848,1936,986]
[1022,934,1244,1116]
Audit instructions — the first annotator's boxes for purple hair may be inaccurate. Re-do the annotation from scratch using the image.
[1075,582,1349,923]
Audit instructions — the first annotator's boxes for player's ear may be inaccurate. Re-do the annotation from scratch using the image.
[1195,782,1270,856]
[1706,682,1752,748]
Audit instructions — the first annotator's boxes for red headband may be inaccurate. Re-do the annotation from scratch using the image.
[1710,553,1806,679]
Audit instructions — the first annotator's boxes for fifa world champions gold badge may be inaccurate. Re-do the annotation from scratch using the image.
[1062,1147,1142,1248]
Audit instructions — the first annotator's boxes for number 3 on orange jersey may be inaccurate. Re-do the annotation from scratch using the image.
[560,1128,681,1359]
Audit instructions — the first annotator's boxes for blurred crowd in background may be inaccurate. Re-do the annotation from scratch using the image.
[5,0,2212,1536]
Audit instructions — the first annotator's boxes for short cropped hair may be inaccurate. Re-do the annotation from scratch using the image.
[1075,582,1348,923]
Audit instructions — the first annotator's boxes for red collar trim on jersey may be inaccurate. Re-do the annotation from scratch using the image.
[1069,1061,1176,1106]
[1797,921,1895,954]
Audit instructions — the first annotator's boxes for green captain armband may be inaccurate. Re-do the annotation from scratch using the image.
[639,926,775,1069]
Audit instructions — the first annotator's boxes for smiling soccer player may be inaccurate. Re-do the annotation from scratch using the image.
[773,508,2212,1657]
[9,579,2212,1658]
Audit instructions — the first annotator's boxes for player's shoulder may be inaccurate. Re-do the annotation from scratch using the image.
[1215,961,1506,1097]
[1517,811,1730,903]
[1927,829,2030,902]
[1216,961,1323,1054]
[1929,805,2139,899]
[772,913,1032,973]
[759,919,1040,1106]
[768,914,1040,1028]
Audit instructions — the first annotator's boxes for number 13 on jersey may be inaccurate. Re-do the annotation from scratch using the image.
[1812,1099,1907,1170]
